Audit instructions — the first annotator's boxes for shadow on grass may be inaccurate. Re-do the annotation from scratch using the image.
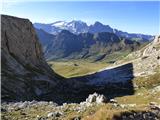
[41,63,135,104]
[2,62,135,104]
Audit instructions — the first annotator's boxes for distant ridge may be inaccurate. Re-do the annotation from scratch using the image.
[36,29,141,60]
[34,20,153,42]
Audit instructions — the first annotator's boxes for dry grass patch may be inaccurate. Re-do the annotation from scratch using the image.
[48,60,108,78]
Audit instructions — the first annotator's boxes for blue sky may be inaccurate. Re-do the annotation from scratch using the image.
[1,1,160,35]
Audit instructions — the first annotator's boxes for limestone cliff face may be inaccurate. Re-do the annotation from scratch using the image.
[118,35,160,76]
[135,35,160,76]
[142,35,160,57]
[1,15,62,101]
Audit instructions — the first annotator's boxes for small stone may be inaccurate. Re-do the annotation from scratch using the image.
[20,112,26,115]
[29,100,37,105]
[47,111,63,118]
[37,117,47,120]
[110,99,117,103]
[119,104,125,109]
[47,112,54,117]
[143,114,146,119]
[113,103,118,107]
[38,101,49,106]
[129,115,134,119]
[1,108,7,112]
[49,101,53,105]
[150,102,157,106]
[128,104,136,107]
[74,64,78,66]
[63,103,67,107]
[72,116,81,120]
[18,101,28,109]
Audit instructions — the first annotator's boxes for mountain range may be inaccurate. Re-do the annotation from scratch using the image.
[36,29,141,61]
[34,20,153,42]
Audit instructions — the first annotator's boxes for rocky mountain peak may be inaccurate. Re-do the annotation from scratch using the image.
[89,21,113,33]
[69,20,87,25]
[34,21,153,42]
[94,21,104,26]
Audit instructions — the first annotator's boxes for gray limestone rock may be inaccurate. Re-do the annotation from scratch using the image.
[1,15,62,101]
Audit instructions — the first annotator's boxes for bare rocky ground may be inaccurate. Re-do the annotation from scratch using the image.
[1,92,160,120]
[116,35,160,77]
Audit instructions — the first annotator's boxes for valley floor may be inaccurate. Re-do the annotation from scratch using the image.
[2,60,160,120]
[48,60,109,78]
[47,50,131,78]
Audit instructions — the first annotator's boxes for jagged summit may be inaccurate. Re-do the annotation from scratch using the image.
[34,20,153,42]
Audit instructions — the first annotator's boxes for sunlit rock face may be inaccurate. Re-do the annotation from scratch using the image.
[117,35,160,76]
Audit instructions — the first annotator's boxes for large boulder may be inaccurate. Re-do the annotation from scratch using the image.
[85,92,107,104]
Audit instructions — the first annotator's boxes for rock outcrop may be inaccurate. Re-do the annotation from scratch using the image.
[85,92,107,104]
[127,35,160,76]
[1,15,62,101]
[115,35,160,76]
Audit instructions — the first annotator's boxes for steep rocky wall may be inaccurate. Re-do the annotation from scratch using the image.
[133,35,160,76]
[1,15,62,102]
[116,35,160,76]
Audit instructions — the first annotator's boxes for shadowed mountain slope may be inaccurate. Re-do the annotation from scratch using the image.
[36,29,141,60]
[1,15,63,102]
[44,63,135,104]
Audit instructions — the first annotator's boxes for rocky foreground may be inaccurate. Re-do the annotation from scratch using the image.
[1,93,160,120]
